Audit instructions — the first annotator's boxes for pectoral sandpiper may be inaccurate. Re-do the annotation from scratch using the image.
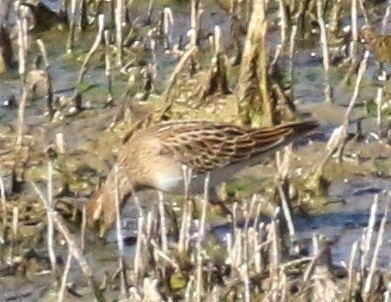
[360,26,391,63]
[86,119,318,237]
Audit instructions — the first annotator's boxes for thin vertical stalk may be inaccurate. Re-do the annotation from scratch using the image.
[347,241,358,300]
[104,30,113,105]
[15,88,27,148]
[66,0,77,53]
[376,87,383,133]
[277,0,287,47]
[158,191,168,253]
[0,171,6,227]
[114,165,128,297]
[115,0,124,66]
[350,0,358,58]
[16,7,27,80]
[47,160,57,280]
[196,172,210,302]
[58,251,72,302]
[288,24,298,99]
[363,202,389,297]
[316,0,333,103]
[381,0,391,34]
[147,0,154,24]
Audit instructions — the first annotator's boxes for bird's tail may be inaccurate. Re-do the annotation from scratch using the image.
[249,119,319,152]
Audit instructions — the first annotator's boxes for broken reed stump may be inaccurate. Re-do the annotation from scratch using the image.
[236,0,272,126]
[191,51,230,108]
[235,0,295,127]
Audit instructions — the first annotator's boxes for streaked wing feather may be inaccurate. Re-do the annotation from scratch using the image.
[154,121,293,173]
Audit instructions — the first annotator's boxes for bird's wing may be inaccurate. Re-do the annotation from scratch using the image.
[154,120,304,174]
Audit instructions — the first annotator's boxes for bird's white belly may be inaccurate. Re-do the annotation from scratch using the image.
[153,171,184,192]
[151,152,271,195]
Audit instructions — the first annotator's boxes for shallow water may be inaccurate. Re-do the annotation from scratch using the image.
[1,0,391,300]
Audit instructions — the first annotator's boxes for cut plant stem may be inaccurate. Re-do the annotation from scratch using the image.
[316,0,333,103]
[115,0,124,67]
[114,165,128,298]
[66,0,77,53]
[78,14,105,84]
[104,30,113,106]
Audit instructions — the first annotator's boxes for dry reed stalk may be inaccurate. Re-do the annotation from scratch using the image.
[146,0,154,24]
[115,0,124,66]
[231,202,238,242]
[36,39,54,119]
[190,0,202,46]
[16,4,28,80]
[252,197,261,229]
[381,0,391,34]
[341,0,360,85]
[254,224,267,274]
[363,201,389,298]
[275,147,295,237]
[158,191,168,254]
[347,241,358,299]
[303,234,323,282]
[361,195,378,270]
[269,44,282,74]
[145,211,153,242]
[104,30,114,105]
[345,0,359,84]
[81,205,86,252]
[277,0,287,47]
[31,181,106,301]
[316,0,333,103]
[335,50,369,161]
[11,206,18,258]
[268,214,282,302]
[178,200,191,254]
[0,171,6,227]
[58,251,72,302]
[351,0,358,43]
[78,0,87,31]
[66,0,77,53]
[310,235,337,302]
[376,87,383,133]
[276,184,295,236]
[46,161,58,280]
[78,14,105,83]
[195,173,210,302]
[357,0,369,25]
[164,46,198,103]
[134,215,144,285]
[288,24,297,98]
[37,39,50,68]
[114,165,128,298]
[329,0,342,34]
[184,277,194,301]
[214,25,221,53]
[55,133,66,155]
[312,50,367,179]
[242,202,251,302]
[162,7,174,50]
[243,196,256,231]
